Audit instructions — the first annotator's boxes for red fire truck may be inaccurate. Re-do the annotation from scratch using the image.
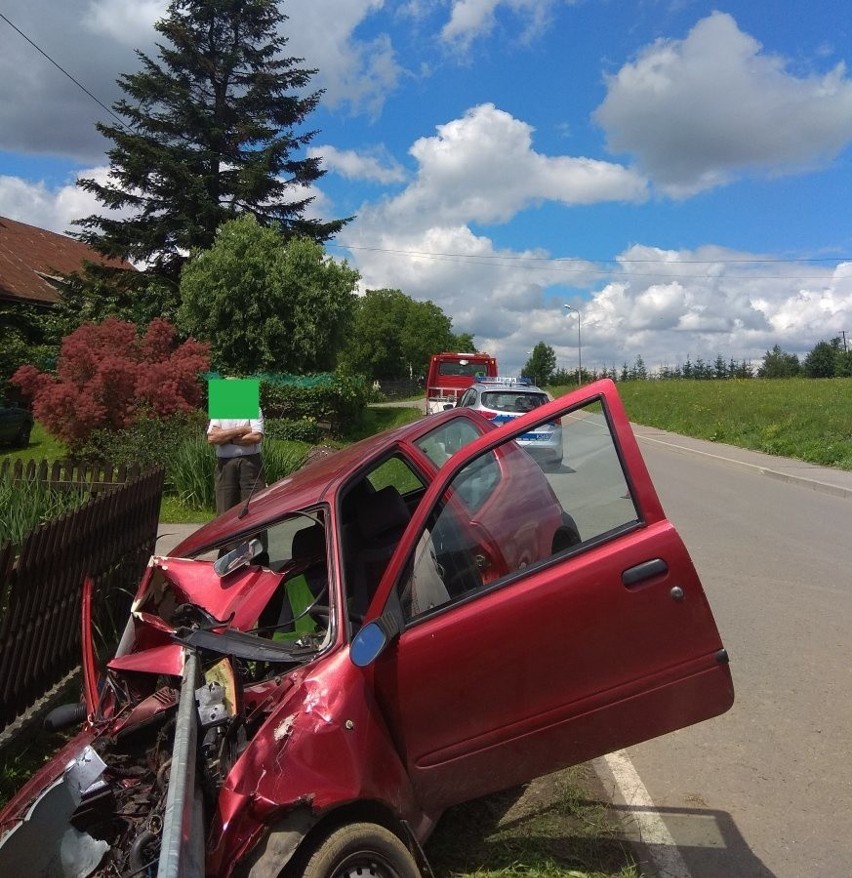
[425,351,498,414]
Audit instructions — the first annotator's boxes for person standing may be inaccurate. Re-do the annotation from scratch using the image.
[207,410,265,515]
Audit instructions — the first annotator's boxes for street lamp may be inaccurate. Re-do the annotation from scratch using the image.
[564,305,582,386]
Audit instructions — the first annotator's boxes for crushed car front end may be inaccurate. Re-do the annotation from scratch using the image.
[0,524,422,878]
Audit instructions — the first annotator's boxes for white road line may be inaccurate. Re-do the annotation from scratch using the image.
[603,749,694,878]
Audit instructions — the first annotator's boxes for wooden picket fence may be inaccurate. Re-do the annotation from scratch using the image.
[0,463,165,729]
[0,458,145,494]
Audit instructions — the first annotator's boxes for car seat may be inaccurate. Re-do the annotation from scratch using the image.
[346,485,412,617]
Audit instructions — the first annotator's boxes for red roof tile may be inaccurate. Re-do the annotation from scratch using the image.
[0,215,134,305]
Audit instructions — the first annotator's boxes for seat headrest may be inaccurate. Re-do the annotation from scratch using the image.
[292,522,325,559]
[357,485,410,541]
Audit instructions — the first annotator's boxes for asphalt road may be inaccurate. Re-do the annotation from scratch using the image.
[600,425,852,878]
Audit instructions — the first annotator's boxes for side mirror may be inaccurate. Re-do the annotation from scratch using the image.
[350,611,403,667]
[443,403,455,411]
[213,538,263,577]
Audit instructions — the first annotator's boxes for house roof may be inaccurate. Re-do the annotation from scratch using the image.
[0,215,133,306]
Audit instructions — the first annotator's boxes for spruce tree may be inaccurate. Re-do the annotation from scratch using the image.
[75,0,348,281]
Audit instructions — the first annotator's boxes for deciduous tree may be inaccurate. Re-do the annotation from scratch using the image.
[803,339,841,378]
[522,343,557,386]
[341,289,465,381]
[178,215,358,374]
[758,345,800,378]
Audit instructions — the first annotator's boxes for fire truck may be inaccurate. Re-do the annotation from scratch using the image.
[425,351,498,414]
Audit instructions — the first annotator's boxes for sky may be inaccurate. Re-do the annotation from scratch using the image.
[2,0,852,377]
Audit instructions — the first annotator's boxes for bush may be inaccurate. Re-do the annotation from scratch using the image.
[75,411,207,470]
[263,440,310,485]
[169,434,216,511]
[258,372,369,434]
[12,318,209,449]
[265,417,325,444]
[168,435,309,512]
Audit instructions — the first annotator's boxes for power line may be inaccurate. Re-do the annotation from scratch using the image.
[0,12,130,131]
[336,242,851,265]
[328,242,851,279]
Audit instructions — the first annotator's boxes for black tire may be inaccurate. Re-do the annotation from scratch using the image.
[299,823,420,878]
[552,511,581,553]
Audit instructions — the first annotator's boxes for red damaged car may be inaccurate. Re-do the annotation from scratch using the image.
[0,380,734,878]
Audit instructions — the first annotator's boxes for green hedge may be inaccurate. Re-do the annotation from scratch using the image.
[203,371,369,434]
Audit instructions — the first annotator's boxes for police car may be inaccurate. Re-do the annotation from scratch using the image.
[456,376,563,467]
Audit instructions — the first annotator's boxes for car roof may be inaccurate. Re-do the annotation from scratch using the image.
[172,406,493,556]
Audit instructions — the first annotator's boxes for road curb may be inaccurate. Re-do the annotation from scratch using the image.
[634,431,852,502]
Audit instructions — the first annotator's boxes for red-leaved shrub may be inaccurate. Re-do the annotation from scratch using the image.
[13,318,210,446]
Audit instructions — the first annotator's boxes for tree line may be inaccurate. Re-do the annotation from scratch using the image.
[523,339,852,386]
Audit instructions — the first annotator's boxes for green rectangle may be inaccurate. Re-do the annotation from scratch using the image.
[208,379,260,419]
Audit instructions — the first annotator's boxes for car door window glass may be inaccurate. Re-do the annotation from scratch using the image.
[399,398,639,621]
[341,455,428,620]
[414,418,483,467]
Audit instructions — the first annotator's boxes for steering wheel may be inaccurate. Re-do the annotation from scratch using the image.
[290,582,329,626]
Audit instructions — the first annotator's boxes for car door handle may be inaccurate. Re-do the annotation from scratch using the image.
[622,558,669,587]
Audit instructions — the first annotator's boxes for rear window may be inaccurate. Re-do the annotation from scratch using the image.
[415,418,484,467]
[481,391,548,413]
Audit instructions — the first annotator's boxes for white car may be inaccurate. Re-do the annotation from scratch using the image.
[457,377,563,467]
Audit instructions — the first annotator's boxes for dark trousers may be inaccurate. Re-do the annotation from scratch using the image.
[215,453,263,515]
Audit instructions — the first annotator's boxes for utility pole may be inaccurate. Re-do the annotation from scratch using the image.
[841,330,848,353]
[564,305,582,385]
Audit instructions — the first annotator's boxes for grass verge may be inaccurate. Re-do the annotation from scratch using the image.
[551,378,852,470]
[345,404,423,441]
[0,422,67,463]
[427,766,639,878]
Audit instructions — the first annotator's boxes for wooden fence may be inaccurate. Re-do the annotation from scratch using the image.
[0,458,145,494]
[0,464,165,729]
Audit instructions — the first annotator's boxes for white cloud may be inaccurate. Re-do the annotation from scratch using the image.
[595,12,852,195]
[285,0,402,117]
[381,103,646,229]
[0,167,134,234]
[309,146,406,184]
[440,0,572,51]
[339,208,852,375]
[571,245,852,372]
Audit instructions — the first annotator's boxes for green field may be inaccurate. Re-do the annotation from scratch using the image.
[552,378,852,470]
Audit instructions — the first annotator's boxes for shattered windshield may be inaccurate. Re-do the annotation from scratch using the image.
[128,509,334,668]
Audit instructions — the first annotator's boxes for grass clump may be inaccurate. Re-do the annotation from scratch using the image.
[427,767,639,878]
[167,434,311,514]
[0,472,89,548]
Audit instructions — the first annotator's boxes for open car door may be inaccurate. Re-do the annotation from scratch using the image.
[364,379,734,814]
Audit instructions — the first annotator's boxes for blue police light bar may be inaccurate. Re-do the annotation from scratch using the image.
[477,376,533,386]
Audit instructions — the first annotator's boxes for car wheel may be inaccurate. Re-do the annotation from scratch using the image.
[552,511,581,553]
[13,421,31,448]
[299,823,420,878]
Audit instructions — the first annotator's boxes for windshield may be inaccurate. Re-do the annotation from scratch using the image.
[438,360,490,377]
[129,510,334,676]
